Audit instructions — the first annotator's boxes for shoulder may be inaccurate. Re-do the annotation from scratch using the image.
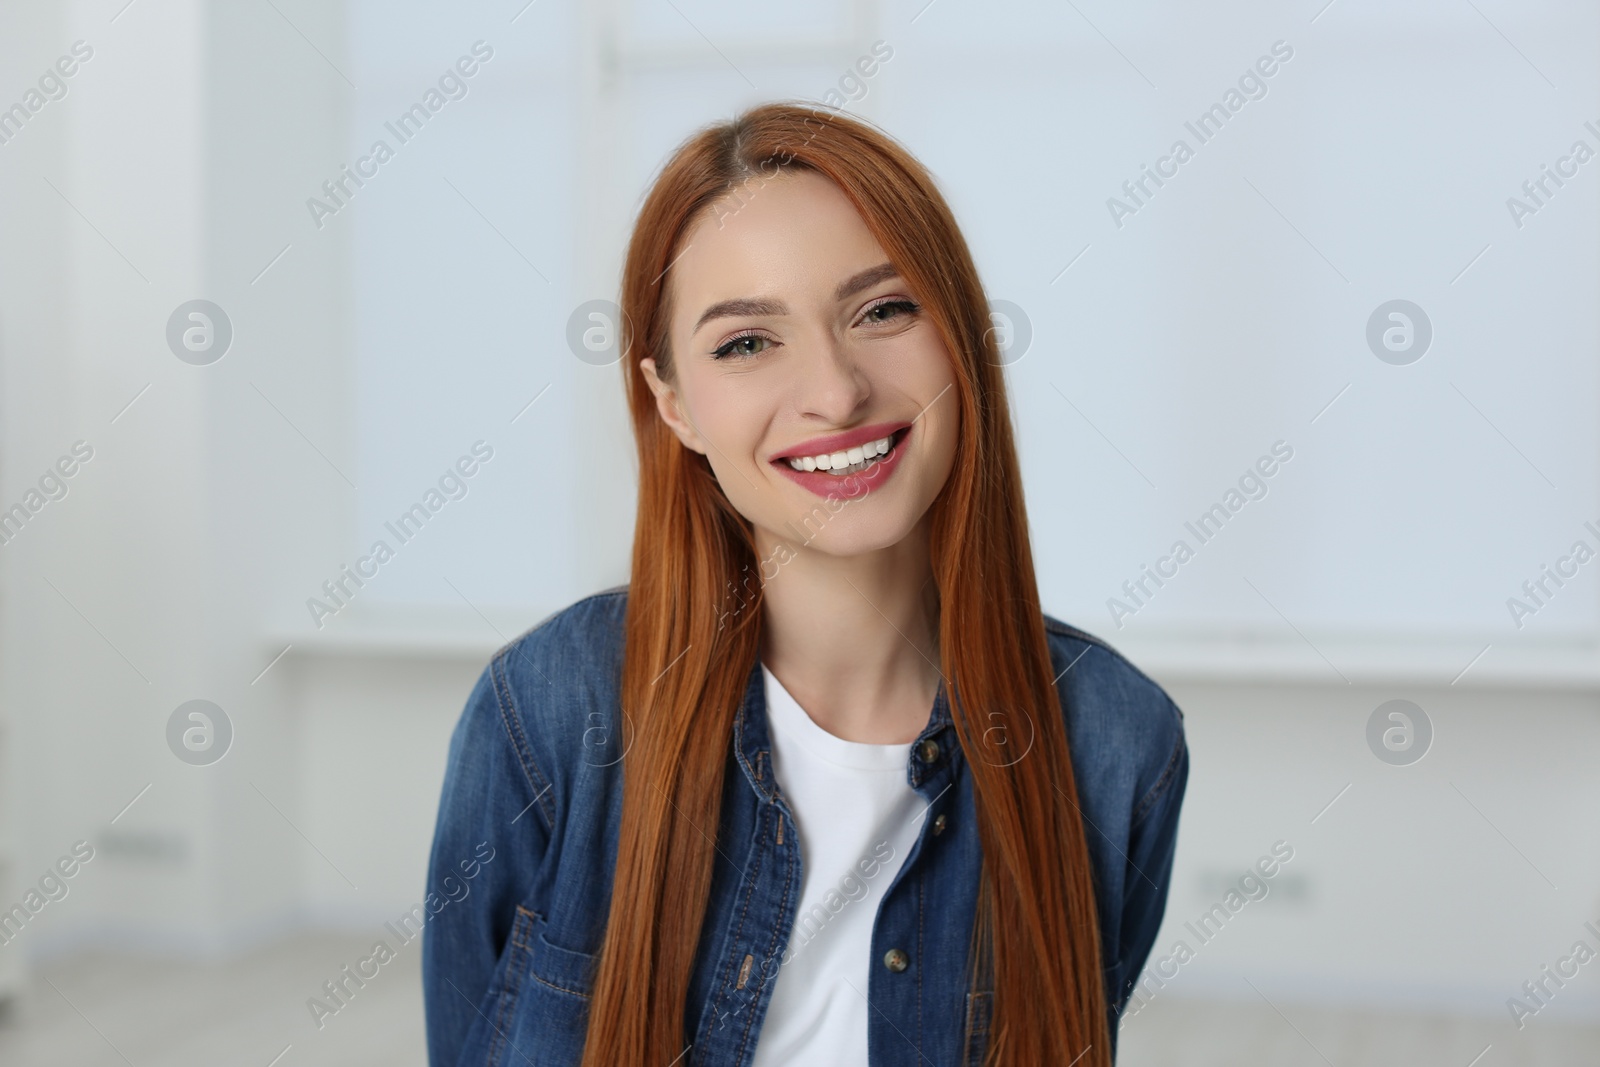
[453,585,631,815]
[489,582,630,686]
[483,582,630,725]
[1041,611,1187,825]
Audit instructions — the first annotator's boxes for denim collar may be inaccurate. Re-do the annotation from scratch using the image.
[732,653,957,803]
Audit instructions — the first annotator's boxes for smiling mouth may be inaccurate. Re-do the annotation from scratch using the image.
[775,426,911,477]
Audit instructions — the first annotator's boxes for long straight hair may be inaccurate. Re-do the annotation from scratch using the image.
[584,101,1110,1067]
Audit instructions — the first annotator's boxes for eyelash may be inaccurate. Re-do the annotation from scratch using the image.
[710,298,921,361]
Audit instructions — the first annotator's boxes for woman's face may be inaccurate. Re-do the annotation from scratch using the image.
[640,168,959,560]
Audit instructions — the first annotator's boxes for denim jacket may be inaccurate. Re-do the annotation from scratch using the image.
[422,585,1188,1066]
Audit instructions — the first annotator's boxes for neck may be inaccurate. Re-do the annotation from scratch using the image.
[753,518,942,744]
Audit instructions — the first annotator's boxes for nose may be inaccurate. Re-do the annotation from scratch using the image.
[793,329,871,425]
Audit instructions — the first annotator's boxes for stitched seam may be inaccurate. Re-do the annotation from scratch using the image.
[964,991,992,1064]
[485,585,627,836]
[703,800,769,1061]
[1130,720,1185,829]
[489,586,628,662]
[489,907,537,1065]
[732,801,797,1063]
[916,854,924,1052]
[531,971,592,999]
[734,677,776,805]
[1043,616,1181,716]
[964,994,976,1064]
[511,905,537,951]
[487,979,507,1066]
[491,651,557,834]
[516,904,593,1000]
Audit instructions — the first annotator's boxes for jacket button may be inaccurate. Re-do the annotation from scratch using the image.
[917,738,940,764]
[883,948,909,972]
[932,813,947,836]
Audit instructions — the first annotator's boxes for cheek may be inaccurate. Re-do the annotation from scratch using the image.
[910,347,961,474]
[925,412,960,494]
[678,373,774,485]
[707,387,764,449]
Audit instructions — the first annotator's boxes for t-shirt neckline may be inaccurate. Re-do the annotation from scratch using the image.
[760,661,915,772]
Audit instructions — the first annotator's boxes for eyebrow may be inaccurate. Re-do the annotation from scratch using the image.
[692,262,901,335]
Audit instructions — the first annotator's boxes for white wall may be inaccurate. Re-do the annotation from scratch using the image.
[0,0,350,957]
[1136,671,1600,1025]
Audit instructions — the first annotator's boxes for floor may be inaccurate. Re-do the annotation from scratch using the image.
[0,934,425,1067]
[0,936,1595,1065]
[1117,997,1600,1067]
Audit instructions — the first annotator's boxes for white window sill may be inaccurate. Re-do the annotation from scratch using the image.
[267,610,1600,690]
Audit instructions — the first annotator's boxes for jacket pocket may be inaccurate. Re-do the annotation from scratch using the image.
[962,989,993,1067]
[528,908,601,1000]
[483,905,601,1066]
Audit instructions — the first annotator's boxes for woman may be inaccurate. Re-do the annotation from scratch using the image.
[422,101,1188,1067]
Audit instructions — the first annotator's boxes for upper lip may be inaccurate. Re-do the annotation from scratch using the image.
[769,420,912,462]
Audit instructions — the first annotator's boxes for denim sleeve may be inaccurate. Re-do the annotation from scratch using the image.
[422,652,552,1067]
[1112,709,1189,1029]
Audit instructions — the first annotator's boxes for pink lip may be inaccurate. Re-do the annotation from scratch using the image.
[771,423,914,500]
[769,420,913,462]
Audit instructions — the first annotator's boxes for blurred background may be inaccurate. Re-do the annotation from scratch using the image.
[1,0,1598,1064]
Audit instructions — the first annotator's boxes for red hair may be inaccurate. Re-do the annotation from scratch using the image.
[584,101,1110,1066]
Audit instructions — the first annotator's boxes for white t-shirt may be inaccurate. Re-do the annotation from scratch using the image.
[751,662,925,1067]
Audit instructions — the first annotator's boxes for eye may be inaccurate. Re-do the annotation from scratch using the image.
[712,331,773,360]
[859,298,920,327]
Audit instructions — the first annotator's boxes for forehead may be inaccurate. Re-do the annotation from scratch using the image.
[668,170,889,325]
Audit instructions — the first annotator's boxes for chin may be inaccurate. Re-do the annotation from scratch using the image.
[802,508,925,556]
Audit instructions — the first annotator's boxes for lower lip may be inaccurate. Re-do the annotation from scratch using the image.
[771,425,913,500]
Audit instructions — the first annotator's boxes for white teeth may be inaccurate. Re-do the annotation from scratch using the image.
[785,433,897,474]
